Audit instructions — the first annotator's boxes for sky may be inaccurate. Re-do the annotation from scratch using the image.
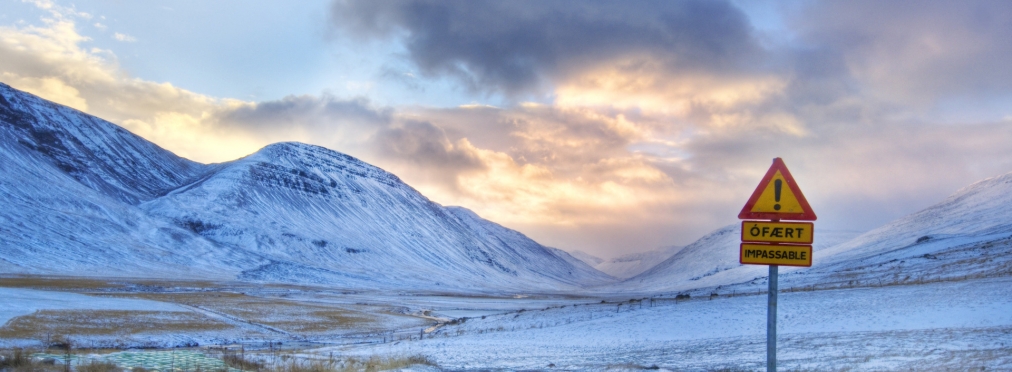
[2,0,1012,259]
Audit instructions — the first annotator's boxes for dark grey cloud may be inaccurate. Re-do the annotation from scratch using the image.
[330,0,762,97]
[374,119,485,174]
[219,94,392,130]
[791,0,1012,105]
[213,94,485,189]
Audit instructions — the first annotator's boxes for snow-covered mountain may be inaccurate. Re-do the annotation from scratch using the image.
[569,251,604,267]
[618,223,860,293]
[0,84,206,205]
[592,245,684,279]
[141,142,612,291]
[0,82,612,292]
[0,83,263,279]
[568,246,685,279]
[619,170,1012,294]
[795,171,1012,286]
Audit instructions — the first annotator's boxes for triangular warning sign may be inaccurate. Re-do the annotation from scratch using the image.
[738,158,816,221]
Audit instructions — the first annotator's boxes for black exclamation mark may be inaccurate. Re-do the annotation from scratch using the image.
[773,179,782,210]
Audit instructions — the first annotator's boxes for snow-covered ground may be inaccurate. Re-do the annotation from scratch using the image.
[322,277,1012,370]
[2,276,1009,369]
[0,287,185,326]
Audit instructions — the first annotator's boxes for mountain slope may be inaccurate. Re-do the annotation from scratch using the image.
[445,207,614,284]
[0,84,263,278]
[141,142,613,292]
[618,224,860,293]
[816,172,1012,265]
[593,245,684,279]
[0,83,207,204]
[792,171,1012,286]
[618,171,1012,294]
[0,82,610,292]
[569,251,604,267]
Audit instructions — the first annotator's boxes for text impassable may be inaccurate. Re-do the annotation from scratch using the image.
[740,243,812,267]
[741,221,814,244]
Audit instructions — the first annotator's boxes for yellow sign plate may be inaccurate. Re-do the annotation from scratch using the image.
[751,170,804,214]
[740,243,812,267]
[741,221,813,244]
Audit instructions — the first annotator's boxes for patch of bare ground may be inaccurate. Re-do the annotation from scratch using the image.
[0,276,125,292]
[0,275,229,293]
[0,310,234,340]
[101,293,379,335]
[244,353,439,372]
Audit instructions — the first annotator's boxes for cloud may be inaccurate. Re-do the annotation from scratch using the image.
[0,12,260,162]
[373,120,486,183]
[113,32,136,42]
[791,0,1012,112]
[330,0,762,98]
[4,1,1012,259]
[218,94,390,131]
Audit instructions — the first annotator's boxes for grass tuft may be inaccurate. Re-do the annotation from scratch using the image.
[0,348,62,372]
[0,349,33,369]
[221,351,265,372]
[77,360,122,372]
[263,355,436,372]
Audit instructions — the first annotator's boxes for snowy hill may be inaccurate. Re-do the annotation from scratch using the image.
[619,171,1012,294]
[0,82,611,292]
[790,171,1012,287]
[618,224,860,293]
[0,83,206,204]
[444,207,612,284]
[816,172,1012,264]
[141,143,612,291]
[0,83,263,279]
[569,251,603,267]
[567,246,686,279]
[593,245,684,279]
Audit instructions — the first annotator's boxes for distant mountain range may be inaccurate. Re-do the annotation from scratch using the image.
[619,171,1012,294]
[0,82,612,293]
[571,245,685,279]
[2,81,1009,295]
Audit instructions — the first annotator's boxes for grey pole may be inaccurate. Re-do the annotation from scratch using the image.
[767,264,778,372]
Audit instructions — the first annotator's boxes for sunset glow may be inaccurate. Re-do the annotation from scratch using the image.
[3,0,1011,258]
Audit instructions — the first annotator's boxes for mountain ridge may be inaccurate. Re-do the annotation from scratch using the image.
[615,169,1012,294]
[0,82,208,205]
[0,82,612,293]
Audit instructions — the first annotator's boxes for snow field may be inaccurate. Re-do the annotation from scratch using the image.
[0,287,185,326]
[324,276,1012,370]
[0,283,439,348]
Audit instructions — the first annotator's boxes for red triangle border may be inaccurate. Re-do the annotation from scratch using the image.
[738,158,817,221]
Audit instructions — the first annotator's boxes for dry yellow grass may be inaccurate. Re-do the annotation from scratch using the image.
[2,275,394,338]
[0,276,124,291]
[0,275,228,292]
[256,355,436,372]
[0,348,64,372]
[0,310,233,340]
[100,293,379,334]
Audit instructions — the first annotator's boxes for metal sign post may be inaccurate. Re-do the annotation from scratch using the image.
[738,158,816,372]
[767,264,778,372]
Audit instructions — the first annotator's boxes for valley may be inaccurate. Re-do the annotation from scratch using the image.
[1,82,1010,370]
[2,274,1009,370]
